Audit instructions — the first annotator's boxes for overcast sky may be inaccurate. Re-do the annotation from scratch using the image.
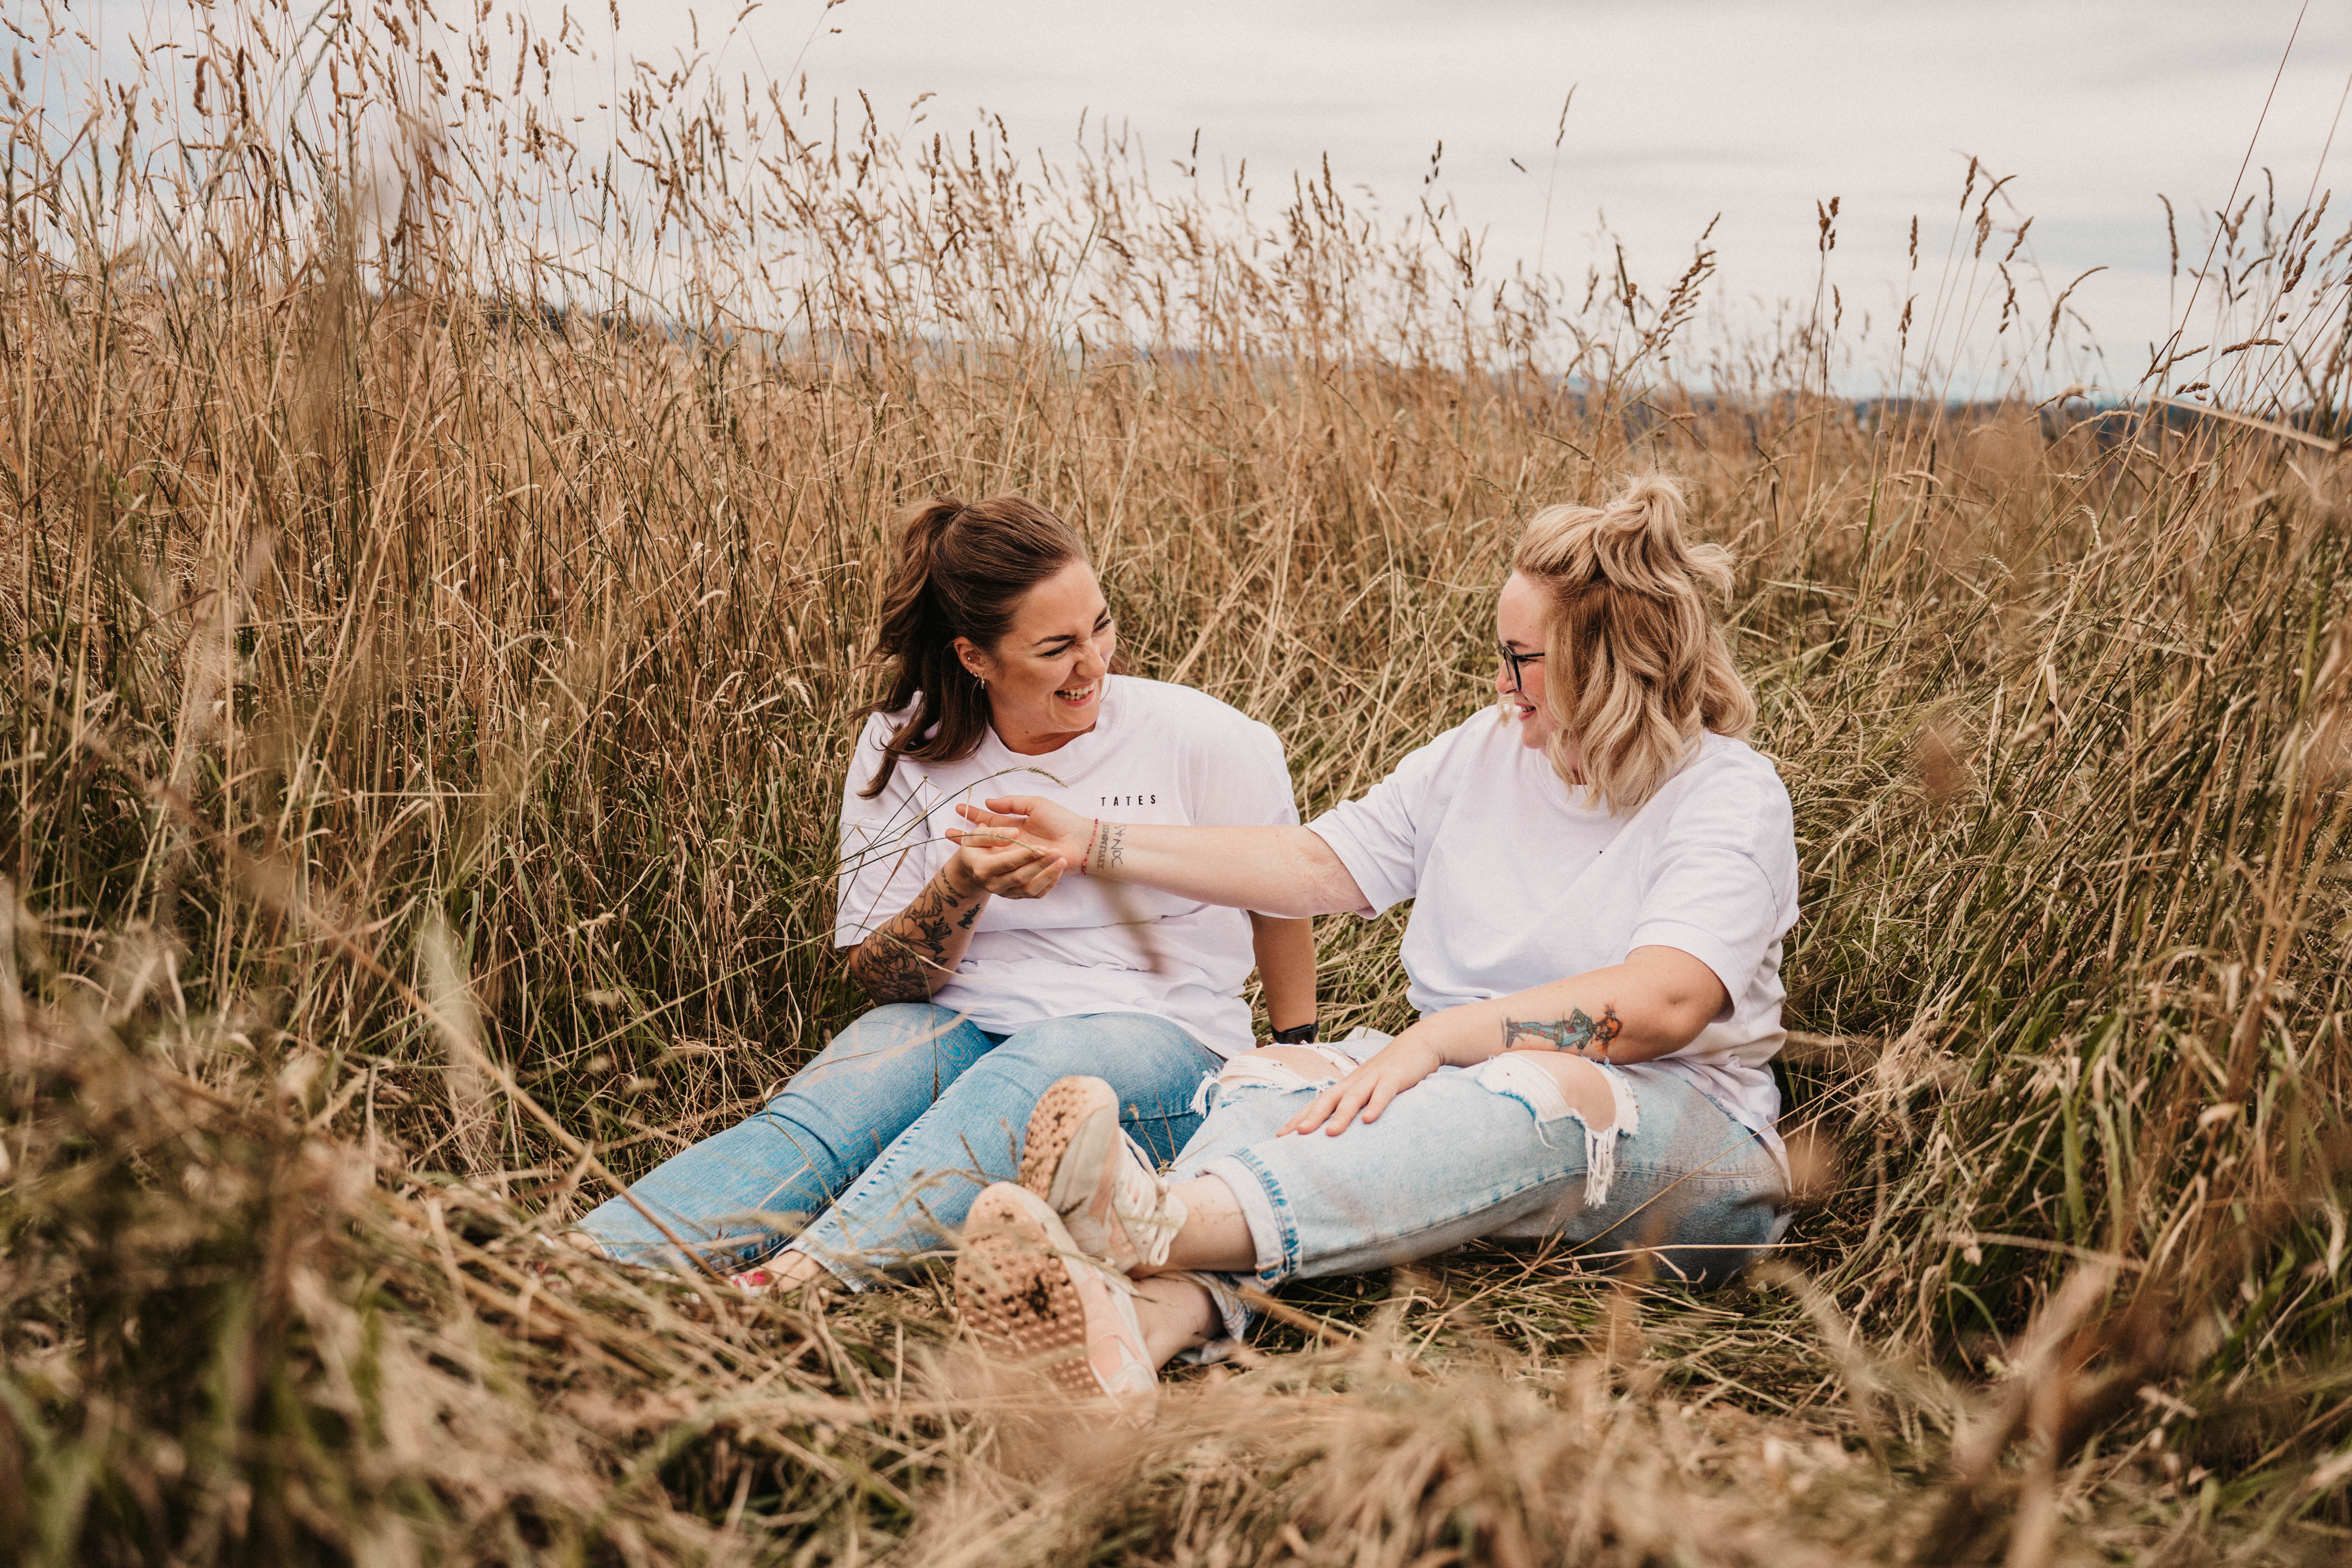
[47,0,2352,394]
[746,0,2352,392]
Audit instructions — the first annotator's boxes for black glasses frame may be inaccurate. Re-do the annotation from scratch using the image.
[1499,643,1545,694]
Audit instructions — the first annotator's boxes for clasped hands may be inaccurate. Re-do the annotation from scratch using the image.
[942,795,1093,900]
[948,794,1450,1137]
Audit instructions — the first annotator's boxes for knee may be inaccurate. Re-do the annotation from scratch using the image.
[948,1023,1096,1101]
[783,1002,954,1097]
[1216,1045,1348,1091]
[980,1014,1190,1086]
[836,1002,949,1045]
[1472,1051,1626,1132]
[1526,1053,1623,1129]
[985,1015,1108,1069]
[1237,1045,1342,1080]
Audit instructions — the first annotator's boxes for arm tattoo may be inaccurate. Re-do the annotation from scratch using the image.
[1503,1006,1623,1060]
[854,869,977,1002]
[1090,823,1126,876]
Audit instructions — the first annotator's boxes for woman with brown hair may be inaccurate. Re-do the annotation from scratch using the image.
[947,475,1796,1419]
[572,494,1314,1293]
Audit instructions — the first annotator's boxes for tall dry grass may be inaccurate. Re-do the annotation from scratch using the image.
[7,3,2352,1562]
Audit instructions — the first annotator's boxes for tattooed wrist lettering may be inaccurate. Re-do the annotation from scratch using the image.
[1503,1006,1623,1060]
[1089,822,1127,877]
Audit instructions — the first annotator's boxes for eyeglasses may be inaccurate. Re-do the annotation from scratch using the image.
[1499,643,1545,694]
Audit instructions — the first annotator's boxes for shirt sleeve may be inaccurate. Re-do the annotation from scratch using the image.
[1303,729,1454,917]
[1177,712,1301,918]
[833,716,946,949]
[1625,763,1799,1002]
[1186,715,1300,830]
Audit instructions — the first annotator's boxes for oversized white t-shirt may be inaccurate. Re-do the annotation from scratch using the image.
[835,675,1298,1056]
[1307,711,1798,1142]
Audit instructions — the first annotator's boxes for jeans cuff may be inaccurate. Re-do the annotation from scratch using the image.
[1199,1152,1292,1283]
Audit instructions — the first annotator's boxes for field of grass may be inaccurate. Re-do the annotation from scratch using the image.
[7,7,2352,1563]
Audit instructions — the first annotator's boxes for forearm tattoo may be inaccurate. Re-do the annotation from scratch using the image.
[1503,1007,1623,1060]
[1089,822,1127,877]
[854,868,979,1002]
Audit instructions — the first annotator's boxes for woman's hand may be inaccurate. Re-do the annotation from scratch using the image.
[849,838,1055,1003]
[947,831,1066,900]
[950,796,1095,870]
[1280,1031,1446,1137]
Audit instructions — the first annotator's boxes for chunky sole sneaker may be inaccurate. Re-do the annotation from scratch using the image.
[1018,1075,1187,1273]
[955,1183,1158,1424]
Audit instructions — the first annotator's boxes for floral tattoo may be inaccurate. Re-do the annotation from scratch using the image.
[853,866,982,1002]
[1503,1007,1623,1060]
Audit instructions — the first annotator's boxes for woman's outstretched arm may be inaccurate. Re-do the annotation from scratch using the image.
[950,795,1369,918]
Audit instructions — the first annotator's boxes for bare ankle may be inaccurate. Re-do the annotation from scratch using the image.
[1130,1275,1219,1368]
[766,1248,834,1295]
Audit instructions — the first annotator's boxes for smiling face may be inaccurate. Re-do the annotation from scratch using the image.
[1496,570,1560,753]
[956,559,1116,755]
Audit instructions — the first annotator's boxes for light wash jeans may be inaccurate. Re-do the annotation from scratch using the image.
[1172,1047,1788,1328]
[577,1002,1220,1285]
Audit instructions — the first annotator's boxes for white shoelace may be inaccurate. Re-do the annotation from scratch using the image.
[1093,1129,1187,1269]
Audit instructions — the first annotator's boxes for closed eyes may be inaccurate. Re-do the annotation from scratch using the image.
[1037,614,1114,655]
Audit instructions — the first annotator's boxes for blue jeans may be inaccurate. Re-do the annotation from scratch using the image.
[577,1002,1220,1285]
[1176,1051,1787,1305]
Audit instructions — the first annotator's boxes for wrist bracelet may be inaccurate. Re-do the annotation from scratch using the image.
[1271,1022,1319,1045]
[1081,817,1100,874]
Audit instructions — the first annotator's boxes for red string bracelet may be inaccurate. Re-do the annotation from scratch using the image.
[1081,817,1100,874]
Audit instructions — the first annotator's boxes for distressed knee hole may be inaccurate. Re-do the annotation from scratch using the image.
[1219,1045,1352,1090]
[1196,1045,1356,1112]
[1472,1053,1624,1128]
[1470,1053,1641,1209]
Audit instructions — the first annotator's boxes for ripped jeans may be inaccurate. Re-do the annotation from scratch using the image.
[577,1003,1220,1285]
[1170,1039,1789,1307]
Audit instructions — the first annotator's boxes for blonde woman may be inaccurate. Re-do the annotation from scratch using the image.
[947,476,1795,1417]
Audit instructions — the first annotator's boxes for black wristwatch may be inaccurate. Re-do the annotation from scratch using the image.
[1270,1022,1319,1045]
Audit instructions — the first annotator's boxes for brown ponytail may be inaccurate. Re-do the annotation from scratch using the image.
[859,494,1089,796]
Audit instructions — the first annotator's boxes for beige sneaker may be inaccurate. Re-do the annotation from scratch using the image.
[955,1183,1158,1424]
[1017,1075,1187,1273]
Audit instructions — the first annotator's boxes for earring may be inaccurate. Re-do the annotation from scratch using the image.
[976,675,987,690]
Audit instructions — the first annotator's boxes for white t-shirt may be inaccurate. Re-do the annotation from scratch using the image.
[835,675,1298,1056]
[1307,711,1798,1141]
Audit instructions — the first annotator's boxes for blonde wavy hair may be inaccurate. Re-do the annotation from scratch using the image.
[1512,475,1756,815]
